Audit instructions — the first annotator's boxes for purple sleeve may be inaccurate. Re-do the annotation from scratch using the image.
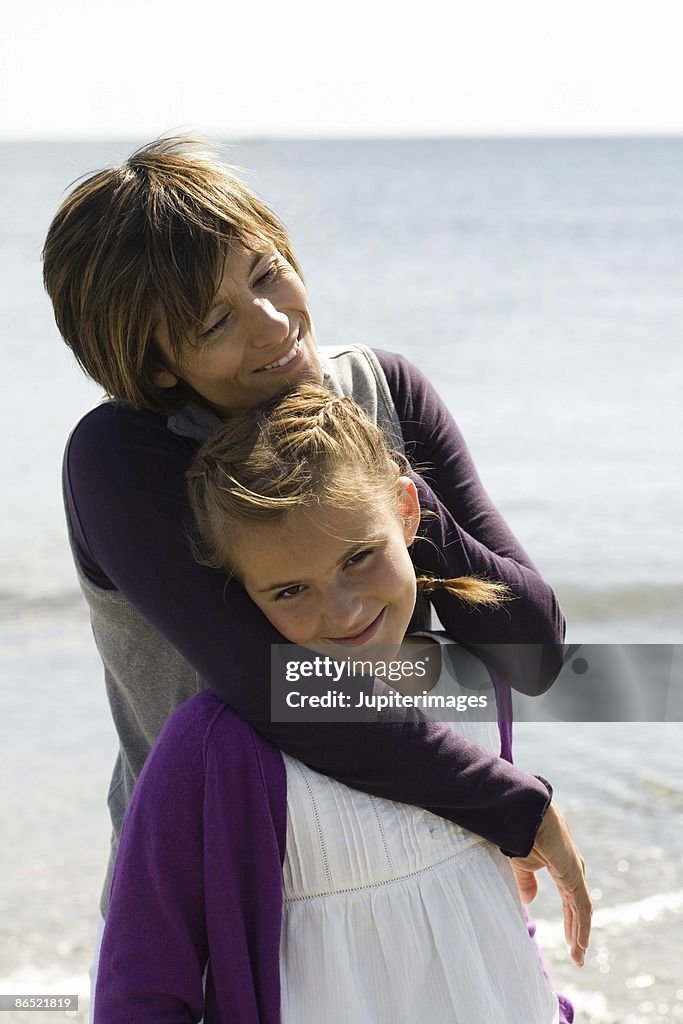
[95,693,286,1024]
[65,401,551,856]
[94,698,209,1023]
[374,348,566,692]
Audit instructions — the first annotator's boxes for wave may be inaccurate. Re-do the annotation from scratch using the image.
[2,582,683,621]
[533,887,683,950]
[0,588,87,618]
[4,891,682,1023]
[0,967,87,1020]
[553,582,683,621]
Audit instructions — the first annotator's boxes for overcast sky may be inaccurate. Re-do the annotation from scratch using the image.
[2,0,683,139]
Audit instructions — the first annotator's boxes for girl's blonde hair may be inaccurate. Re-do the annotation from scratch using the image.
[187,384,510,609]
[42,135,303,412]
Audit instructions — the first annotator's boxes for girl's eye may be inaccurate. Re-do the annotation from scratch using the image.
[275,584,307,601]
[345,549,374,568]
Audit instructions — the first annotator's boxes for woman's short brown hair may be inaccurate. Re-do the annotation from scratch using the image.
[42,136,304,412]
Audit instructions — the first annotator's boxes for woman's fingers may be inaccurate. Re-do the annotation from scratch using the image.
[561,891,573,947]
[574,873,593,959]
[549,854,591,966]
[563,892,584,966]
[512,800,592,966]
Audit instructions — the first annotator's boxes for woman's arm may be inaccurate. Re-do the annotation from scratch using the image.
[374,348,566,693]
[65,402,550,856]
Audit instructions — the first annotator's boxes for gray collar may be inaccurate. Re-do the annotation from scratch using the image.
[166,352,342,442]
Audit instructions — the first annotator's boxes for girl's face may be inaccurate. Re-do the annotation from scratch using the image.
[234,477,421,656]
[154,243,323,417]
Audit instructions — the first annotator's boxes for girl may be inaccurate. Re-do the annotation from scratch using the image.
[94,383,583,1023]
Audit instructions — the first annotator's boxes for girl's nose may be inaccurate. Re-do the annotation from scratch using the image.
[321,588,365,639]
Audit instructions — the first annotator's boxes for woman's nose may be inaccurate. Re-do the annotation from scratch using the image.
[246,298,289,349]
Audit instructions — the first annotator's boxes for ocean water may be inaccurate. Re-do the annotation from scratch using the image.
[1,137,682,633]
[1,138,682,1022]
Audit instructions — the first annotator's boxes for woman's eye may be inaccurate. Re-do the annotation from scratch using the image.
[202,312,231,339]
[253,258,286,286]
[275,584,306,601]
[345,549,374,568]
[254,261,279,287]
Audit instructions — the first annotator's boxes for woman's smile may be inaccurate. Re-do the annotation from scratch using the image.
[254,335,303,373]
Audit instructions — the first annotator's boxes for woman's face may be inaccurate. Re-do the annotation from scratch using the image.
[154,243,323,416]
[233,478,421,657]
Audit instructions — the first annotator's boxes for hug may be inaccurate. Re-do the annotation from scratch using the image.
[43,136,590,1022]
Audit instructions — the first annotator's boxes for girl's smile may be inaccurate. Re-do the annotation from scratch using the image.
[326,607,387,645]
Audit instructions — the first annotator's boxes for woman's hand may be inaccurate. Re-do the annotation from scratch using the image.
[510,801,591,967]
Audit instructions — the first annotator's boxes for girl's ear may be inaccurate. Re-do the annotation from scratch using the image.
[398,476,420,546]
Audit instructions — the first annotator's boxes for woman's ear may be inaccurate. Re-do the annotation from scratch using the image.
[151,330,180,389]
[398,476,420,546]
[154,366,179,389]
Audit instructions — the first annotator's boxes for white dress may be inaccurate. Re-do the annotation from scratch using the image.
[279,635,559,1024]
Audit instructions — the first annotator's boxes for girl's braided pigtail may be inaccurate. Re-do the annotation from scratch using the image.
[415,575,512,609]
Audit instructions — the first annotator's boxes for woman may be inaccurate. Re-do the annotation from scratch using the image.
[42,136,588,1016]
[95,384,569,1023]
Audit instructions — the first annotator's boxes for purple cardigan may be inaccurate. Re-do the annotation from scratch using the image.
[95,692,287,1024]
